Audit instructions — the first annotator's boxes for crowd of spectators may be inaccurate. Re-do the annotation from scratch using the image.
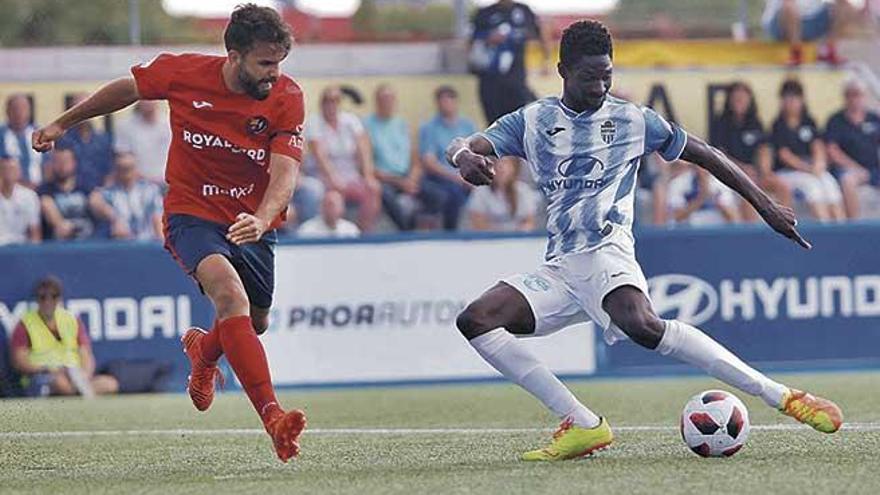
[644,77,880,227]
[0,92,172,246]
[2,74,880,246]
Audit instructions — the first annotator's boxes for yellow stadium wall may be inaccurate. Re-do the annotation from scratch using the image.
[0,68,846,141]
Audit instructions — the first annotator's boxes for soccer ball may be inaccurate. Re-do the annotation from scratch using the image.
[680,389,750,457]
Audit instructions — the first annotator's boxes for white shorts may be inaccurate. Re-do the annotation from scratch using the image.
[501,240,650,346]
[778,170,843,205]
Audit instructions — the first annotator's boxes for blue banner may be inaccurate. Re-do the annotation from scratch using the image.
[2,223,879,393]
[0,242,213,392]
[600,222,880,374]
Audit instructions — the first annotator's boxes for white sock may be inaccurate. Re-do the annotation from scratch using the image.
[657,320,789,408]
[469,328,601,428]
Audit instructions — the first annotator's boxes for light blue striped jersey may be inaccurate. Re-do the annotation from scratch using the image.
[481,95,687,261]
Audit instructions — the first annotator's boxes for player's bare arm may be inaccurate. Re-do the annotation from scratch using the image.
[680,133,811,249]
[32,77,140,152]
[446,135,497,186]
[227,153,300,245]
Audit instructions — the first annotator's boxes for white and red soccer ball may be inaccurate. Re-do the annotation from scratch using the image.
[680,390,750,457]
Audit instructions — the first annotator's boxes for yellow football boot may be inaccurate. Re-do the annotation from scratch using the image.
[780,388,843,433]
[522,417,613,461]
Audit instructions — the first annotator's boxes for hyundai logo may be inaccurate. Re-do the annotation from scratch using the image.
[647,274,718,326]
[557,154,605,179]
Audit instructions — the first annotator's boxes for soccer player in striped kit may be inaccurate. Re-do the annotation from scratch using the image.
[446,19,843,461]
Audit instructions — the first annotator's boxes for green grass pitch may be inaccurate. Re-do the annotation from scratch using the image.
[1,371,878,494]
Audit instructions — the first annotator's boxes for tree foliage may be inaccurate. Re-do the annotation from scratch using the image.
[0,0,207,46]
[608,0,767,38]
[353,0,456,40]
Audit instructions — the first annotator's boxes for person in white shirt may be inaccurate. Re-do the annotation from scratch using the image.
[303,86,381,232]
[0,156,41,245]
[762,0,863,66]
[113,100,171,184]
[1,94,44,187]
[466,157,538,232]
[297,189,361,239]
[666,163,741,226]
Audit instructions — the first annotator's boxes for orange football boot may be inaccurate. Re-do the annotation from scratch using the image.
[780,388,843,433]
[181,327,224,412]
[264,407,308,462]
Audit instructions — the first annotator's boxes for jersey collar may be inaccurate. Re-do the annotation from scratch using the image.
[556,95,602,120]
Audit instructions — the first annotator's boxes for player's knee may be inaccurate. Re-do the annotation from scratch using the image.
[456,303,496,340]
[210,284,249,319]
[616,311,665,350]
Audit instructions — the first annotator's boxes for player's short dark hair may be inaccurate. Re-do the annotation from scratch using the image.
[434,85,458,100]
[780,78,804,98]
[559,20,613,67]
[224,3,292,55]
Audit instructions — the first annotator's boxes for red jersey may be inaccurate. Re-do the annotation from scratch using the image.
[131,53,305,228]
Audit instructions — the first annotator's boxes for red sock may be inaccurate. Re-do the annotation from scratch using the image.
[200,320,224,363]
[216,315,280,423]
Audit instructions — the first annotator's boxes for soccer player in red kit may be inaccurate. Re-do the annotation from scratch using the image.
[32,4,307,462]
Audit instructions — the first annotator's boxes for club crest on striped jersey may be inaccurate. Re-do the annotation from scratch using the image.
[600,120,616,144]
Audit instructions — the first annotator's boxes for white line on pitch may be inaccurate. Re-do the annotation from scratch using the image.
[1,423,878,439]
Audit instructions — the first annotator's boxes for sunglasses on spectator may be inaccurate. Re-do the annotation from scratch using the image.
[37,293,60,301]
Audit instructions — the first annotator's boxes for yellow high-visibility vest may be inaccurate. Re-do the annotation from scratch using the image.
[21,308,82,369]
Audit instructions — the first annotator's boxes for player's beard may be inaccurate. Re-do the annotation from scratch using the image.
[238,66,275,101]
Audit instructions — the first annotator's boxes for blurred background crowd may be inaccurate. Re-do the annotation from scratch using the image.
[2,0,880,248]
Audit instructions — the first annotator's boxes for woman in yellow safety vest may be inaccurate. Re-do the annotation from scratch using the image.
[9,276,118,396]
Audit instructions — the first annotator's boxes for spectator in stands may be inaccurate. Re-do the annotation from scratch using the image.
[770,79,845,222]
[10,276,118,397]
[762,0,862,66]
[57,93,113,190]
[419,86,476,231]
[364,84,446,231]
[825,77,880,219]
[304,85,381,231]
[1,94,43,187]
[466,157,537,231]
[38,147,97,240]
[0,156,41,245]
[89,152,163,240]
[297,189,361,239]
[469,0,551,123]
[666,164,741,226]
[113,100,171,185]
[710,81,792,221]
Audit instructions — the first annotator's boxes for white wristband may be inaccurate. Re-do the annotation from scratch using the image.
[451,147,468,168]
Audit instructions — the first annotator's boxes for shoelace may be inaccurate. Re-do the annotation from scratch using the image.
[787,396,819,423]
[553,417,575,441]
